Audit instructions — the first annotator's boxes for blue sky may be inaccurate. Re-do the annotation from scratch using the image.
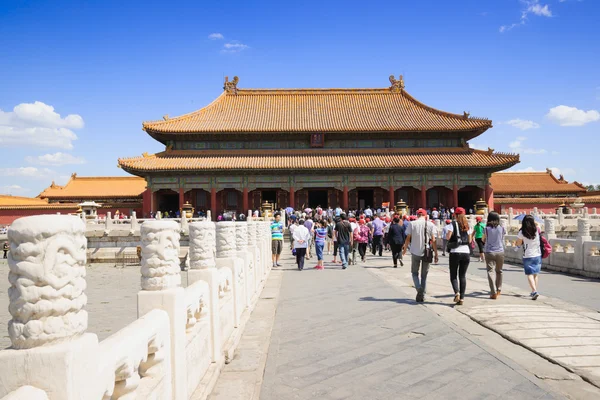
[1,0,598,196]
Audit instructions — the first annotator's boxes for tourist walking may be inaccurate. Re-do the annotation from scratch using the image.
[349,216,359,265]
[355,219,370,262]
[314,220,328,270]
[288,219,298,250]
[270,212,284,267]
[403,209,438,302]
[441,219,451,256]
[388,216,406,268]
[2,241,8,259]
[335,213,353,269]
[483,212,505,299]
[515,215,542,300]
[304,217,314,259]
[474,216,485,262]
[292,219,310,271]
[371,214,385,256]
[445,207,473,305]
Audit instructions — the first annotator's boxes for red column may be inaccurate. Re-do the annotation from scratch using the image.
[453,184,459,208]
[142,188,152,217]
[389,186,394,208]
[242,188,249,213]
[179,188,184,209]
[342,186,349,211]
[289,187,295,208]
[420,185,427,209]
[210,188,217,220]
[485,184,494,212]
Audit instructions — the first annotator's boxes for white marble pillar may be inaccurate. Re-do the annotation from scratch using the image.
[576,219,591,272]
[236,222,254,306]
[544,218,557,240]
[187,221,221,362]
[137,220,186,399]
[0,215,97,399]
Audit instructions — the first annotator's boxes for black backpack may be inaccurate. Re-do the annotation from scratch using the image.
[447,221,469,251]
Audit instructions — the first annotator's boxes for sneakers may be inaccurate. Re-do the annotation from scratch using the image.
[531,291,539,300]
[393,264,397,268]
[399,260,404,267]
[342,265,347,270]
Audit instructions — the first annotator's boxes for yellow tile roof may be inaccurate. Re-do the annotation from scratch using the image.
[491,170,586,195]
[0,195,77,210]
[38,175,147,199]
[118,147,518,173]
[142,87,491,137]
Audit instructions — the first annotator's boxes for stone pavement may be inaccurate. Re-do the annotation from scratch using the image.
[258,251,571,400]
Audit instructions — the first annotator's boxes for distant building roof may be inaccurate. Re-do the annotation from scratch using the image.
[0,195,77,210]
[491,170,586,195]
[38,174,146,200]
[142,76,492,140]
[119,147,519,174]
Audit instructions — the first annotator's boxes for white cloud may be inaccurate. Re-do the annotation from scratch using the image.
[500,1,552,33]
[505,119,540,130]
[508,136,546,154]
[527,3,552,17]
[546,105,600,127]
[25,152,86,166]
[0,101,84,149]
[208,33,224,40]
[221,42,249,53]
[0,185,29,195]
[0,167,56,179]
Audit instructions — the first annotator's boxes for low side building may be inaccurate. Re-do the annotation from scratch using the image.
[491,169,589,213]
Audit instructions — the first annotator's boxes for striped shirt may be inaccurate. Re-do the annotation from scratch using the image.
[315,227,328,245]
[270,222,284,241]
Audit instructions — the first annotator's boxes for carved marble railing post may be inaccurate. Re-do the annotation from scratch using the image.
[130,211,139,233]
[104,211,112,234]
[576,218,591,272]
[544,218,557,240]
[247,220,261,292]
[0,215,98,399]
[236,222,255,307]
[593,207,598,215]
[188,221,221,362]
[137,220,186,400]
[557,206,564,225]
[215,222,245,335]
[508,207,514,227]
[583,207,589,218]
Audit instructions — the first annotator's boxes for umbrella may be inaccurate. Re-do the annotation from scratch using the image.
[513,214,544,224]
[285,207,294,215]
[304,208,312,213]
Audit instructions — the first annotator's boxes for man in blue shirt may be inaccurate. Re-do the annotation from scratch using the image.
[271,213,284,267]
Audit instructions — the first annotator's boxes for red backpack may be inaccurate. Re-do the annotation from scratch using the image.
[540,233,552,259]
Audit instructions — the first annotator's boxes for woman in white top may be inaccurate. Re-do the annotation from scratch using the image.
[292,219,310,271]
[445,208,474,305]
[515,215,542,300]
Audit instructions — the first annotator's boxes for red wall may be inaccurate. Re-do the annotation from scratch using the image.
[0,207,142,226]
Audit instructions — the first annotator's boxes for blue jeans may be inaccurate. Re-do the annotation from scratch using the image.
[315,242,325,261]
[338,243,350,267]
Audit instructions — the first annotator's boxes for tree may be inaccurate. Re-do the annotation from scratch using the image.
[587,184,600,191]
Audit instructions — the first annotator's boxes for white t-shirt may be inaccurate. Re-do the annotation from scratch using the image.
[406,218,437,257]
[446,223,473,254]
[432,210,439,219]
[518,230,541,258]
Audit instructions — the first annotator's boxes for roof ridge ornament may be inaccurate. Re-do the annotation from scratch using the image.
[224,76,239,94]
[163,114,169,121]
[389,75,405,92]
[463,111,470,119]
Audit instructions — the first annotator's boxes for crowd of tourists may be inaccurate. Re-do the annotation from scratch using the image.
[270,206,548,305]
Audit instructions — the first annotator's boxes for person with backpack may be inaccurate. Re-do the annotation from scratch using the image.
[292,219,310,271]
[388,216,406,268]
[402,209,438,302]
[445,207,473,305]
[515,215,543,300]
[314,220,328,270]
[335,213,354,269]
[483,212,505,299]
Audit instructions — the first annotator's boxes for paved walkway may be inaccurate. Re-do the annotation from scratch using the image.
[259,251,567,400]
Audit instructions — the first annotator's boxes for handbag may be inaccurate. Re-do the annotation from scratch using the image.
[423,223,434,263]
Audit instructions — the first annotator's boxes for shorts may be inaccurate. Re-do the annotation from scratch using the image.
[271,240,283,255]
[475,238,484,253]
[523,256,542,275]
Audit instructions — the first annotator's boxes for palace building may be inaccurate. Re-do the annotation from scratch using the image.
[118,76,520,218]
